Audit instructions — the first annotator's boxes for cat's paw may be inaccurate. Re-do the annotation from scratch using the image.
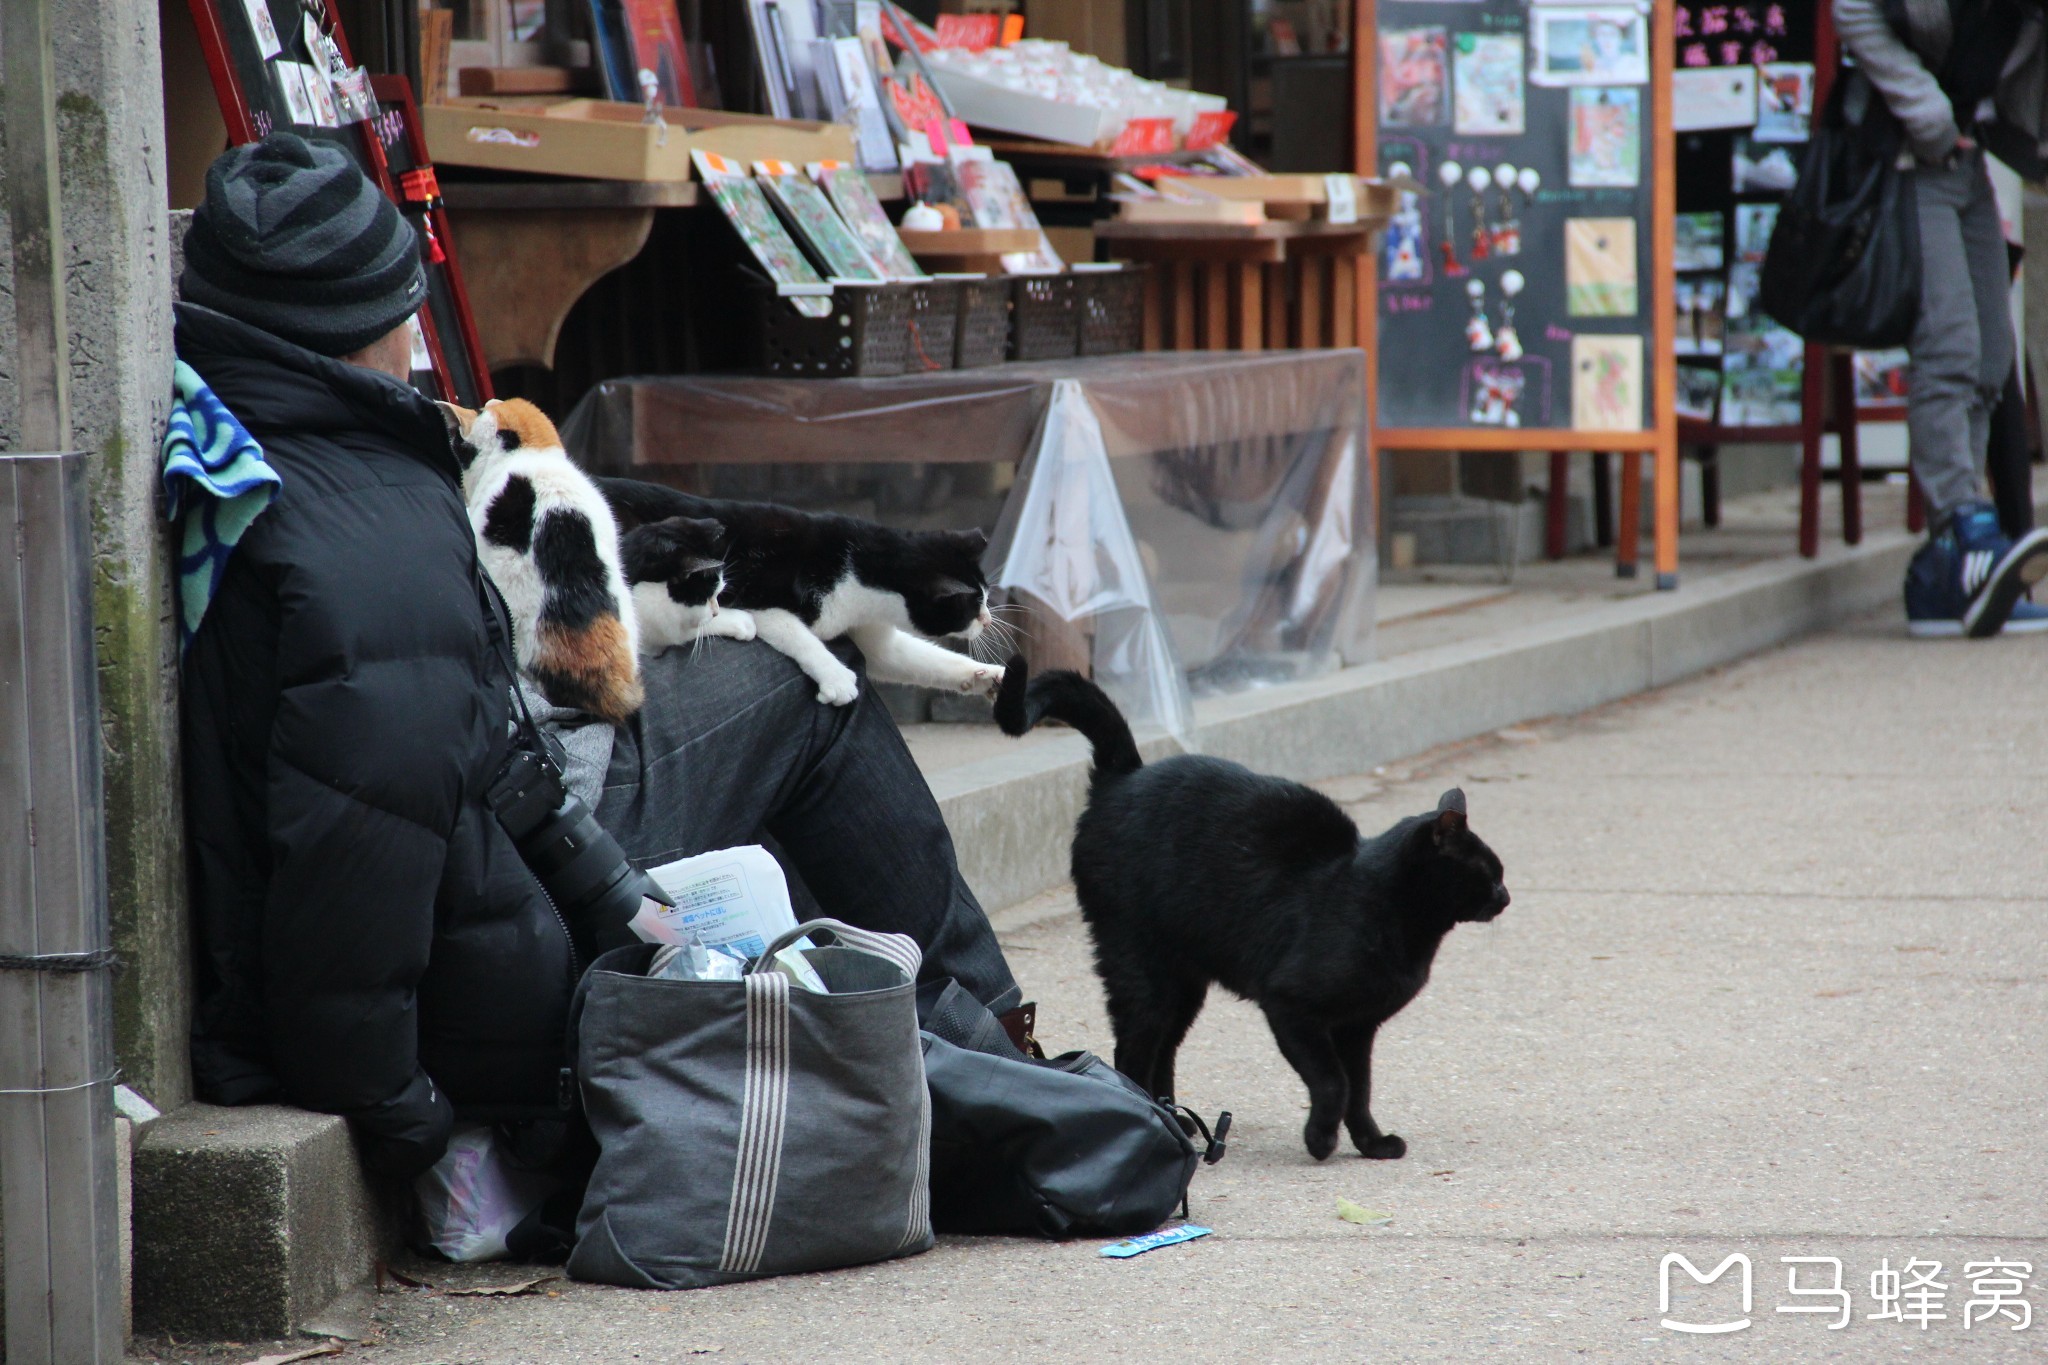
[960,662,1006,698]
[717,609,757,642]
[1303,1120,1341,1162]
[813,662,860,706]
[1361,1133,1407,1160]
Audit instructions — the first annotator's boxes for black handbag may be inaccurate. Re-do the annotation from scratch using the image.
[917,981,1228,1237]
[1759,67,1920,348]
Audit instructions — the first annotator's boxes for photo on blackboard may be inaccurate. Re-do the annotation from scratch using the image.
[1675,211,1725,271]
[1754,62,1814,142]
[1721,321,1803,425]
[1672,65,1758,131]
[1380,28,1450,127]
[240,0,282,57]
[1732,136,1800,192]
[1468,361,1527,427]
[1733,203,1779,263]
[1572,334,1643,430]
[275,61,317,126]
[1569,88,1640,187]
[1855,349,1911,408]
[1676,365,1722,422]
[1727,260,1761,319]
[1565,217,1637,316]
[1454,33,1526,135]
[1531,7,1649,87]
[1674,276,1725,356]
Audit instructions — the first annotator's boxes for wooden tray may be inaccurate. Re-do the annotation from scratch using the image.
[423,98,855,181]
[897,227,1042,273]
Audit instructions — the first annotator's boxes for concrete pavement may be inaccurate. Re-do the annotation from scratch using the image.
[131,612,2047,1363]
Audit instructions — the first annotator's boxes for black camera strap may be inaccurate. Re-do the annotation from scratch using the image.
[475,564,560,774]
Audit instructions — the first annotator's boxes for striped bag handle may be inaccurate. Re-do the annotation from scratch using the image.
[746,917,922,986]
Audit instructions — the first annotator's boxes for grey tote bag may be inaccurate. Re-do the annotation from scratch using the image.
[565,920,933,1289]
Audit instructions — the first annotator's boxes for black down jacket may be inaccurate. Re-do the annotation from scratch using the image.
[177,303,576,1177]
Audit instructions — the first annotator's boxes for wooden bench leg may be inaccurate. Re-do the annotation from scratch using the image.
[1141,264,1164,351]
[1592,452,1614,547]
[1907,472,1927,533]
[1171,262,1197,351]
[1832,350,1862,545]
[1546,451,1570,559]
[1798,344,1825,557]
[1233,262,1263,351]
[1616,450,1641,578]
[1264,261,1289,347]
[1203,263,1230,350]
[1699,445,1721,528]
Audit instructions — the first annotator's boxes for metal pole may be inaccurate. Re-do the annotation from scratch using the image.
[0,454,125,1363]
[3,0,124,1360]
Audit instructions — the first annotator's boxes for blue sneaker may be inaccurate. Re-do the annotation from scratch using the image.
[1905,502,2048,637]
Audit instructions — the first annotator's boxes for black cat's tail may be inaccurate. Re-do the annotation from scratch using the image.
[994,655,1142,782]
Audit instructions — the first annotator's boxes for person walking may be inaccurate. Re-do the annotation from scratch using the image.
[1835,0,2048,635]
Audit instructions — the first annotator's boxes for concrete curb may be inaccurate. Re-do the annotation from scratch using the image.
[944,527,1916,914]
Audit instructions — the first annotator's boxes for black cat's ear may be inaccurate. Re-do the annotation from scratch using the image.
[1433,788,1467,843]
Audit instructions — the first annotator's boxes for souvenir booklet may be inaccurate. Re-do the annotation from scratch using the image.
[810,161,925,280]
[756,160,885,281]
[693,150,832,317]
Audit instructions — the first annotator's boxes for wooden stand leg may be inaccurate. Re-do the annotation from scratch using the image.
[1592,452,1614,547]
[1171,262,1197,351]
[1699,445,1721,528]
[1331,256,1357,347]
[1797,344,1826,557]
[1203,263,1230,350]
[1546,451,1570,559]
[1616,450,1642,578]
[1833,351,1862,545]
[1233,262,1264,351]
[1907,472,1927,533]
[1141,264,1165,352]
[1296,257,1325,347]
[1265,262,1289,348]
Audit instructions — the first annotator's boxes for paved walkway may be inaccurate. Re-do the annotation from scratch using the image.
[140,607,2042,1364]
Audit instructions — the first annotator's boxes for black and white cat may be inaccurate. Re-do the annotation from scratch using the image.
[619,514,756,652]
[443,398,643,723]
[995,657,1511,1162]
[602,477,1007,705]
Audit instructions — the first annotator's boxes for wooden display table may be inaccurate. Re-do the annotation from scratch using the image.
[1093,219,1375,354]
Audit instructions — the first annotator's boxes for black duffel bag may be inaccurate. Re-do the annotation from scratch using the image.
[1760,67,1919,348]
[917,981,1227,1238]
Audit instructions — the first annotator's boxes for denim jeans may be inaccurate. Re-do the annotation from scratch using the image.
[591,637,1020,1013]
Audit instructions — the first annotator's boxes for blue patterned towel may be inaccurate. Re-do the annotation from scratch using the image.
[162,358,280,653]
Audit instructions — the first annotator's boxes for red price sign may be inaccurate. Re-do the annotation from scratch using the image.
[1111,117,1178,156]
[1185,110,1238,150]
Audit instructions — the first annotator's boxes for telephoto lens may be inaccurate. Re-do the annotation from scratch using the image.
[489,747,671,955]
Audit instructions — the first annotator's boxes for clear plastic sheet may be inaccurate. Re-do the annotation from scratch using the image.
[561,352,1375,741]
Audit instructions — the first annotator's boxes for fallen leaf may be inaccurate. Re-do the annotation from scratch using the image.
[1429,1170,1455,1177]
[240,1346,341,1365]
[1336,1198,1393,1226]
[1814,989,1862,999]
[445,1274,558,1298]
[377,1262,435,1291]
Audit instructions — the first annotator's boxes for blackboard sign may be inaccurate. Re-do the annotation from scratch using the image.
[1370,1,1661,435]
[184,0,492,405]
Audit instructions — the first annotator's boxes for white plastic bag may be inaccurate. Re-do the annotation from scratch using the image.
[414,1125,557,1262]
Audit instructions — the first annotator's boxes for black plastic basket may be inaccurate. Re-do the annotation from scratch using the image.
[901,278,961,373]
[1076,265,1146,356]
[739,274,913,377]
[1009,274,1079,361]
[954,276,1012,368]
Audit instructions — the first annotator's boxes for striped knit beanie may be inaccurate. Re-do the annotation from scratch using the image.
[181,132,426,358]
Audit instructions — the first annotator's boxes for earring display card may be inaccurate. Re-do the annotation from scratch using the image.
[1375,0,1657,432]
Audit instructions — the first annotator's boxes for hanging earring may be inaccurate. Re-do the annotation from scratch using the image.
[1465,278,1494,352]
[1466,165,1493,262]
[1492,162,1520,256]
[1438,160,1466,276]
[1495,269,1524,361]
[1516,167,1542,244]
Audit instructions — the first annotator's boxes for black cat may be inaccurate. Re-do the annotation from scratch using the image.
[602,477,1005,705]
[995,659,1510,1161]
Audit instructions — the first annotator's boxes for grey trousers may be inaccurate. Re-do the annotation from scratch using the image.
[1907,150,2013,519]
[591,638,1021,1013]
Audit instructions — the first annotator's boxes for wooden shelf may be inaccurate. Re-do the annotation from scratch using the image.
[440,177,699,209]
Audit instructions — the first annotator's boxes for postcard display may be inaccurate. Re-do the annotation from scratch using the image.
[185,0,492,405]
[1669,0,1824,429]
[1371,0,1672,443]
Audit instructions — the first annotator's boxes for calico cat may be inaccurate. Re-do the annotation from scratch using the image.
[995,658,1511,1162]
[620,515,756,653]
[601,476,1008,705]
[443,398,643,724]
